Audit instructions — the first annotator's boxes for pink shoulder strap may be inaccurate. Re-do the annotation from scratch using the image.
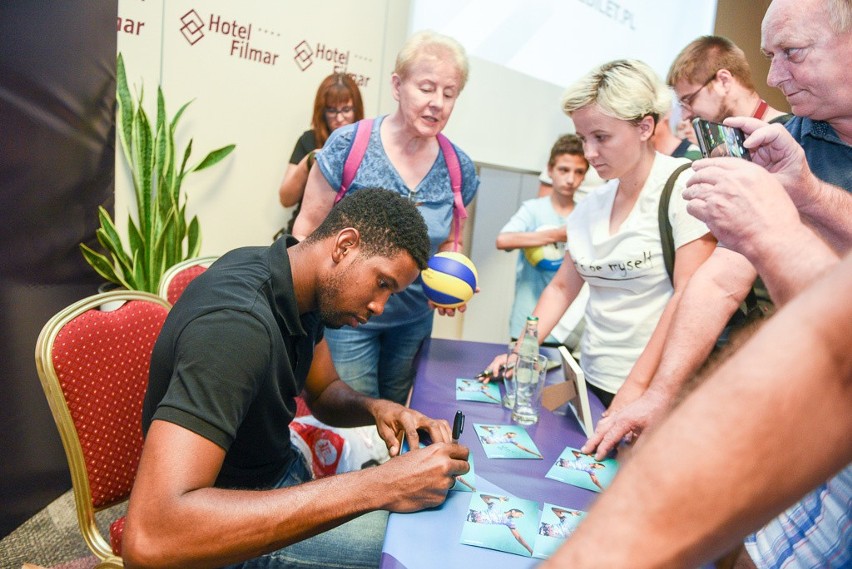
[438,133,467,251]
[335,118,374,205]
[335,120,468,251]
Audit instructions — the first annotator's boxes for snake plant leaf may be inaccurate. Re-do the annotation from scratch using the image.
[155,91,169,189]
[168,100,193,193]
[129,249,147,293]
[176,202,188,242]
[152,210,177,287]
[156,169,175,222]
[170,100,193,135]
[179,138,194,182]
[94,207,133,270]
[94,228,132,277]
[116,54,134,168]
[135,105,155,239]
[187,216,201,258]
[193,144,237,173]
[80,244,132,290]
[127,216,144,265]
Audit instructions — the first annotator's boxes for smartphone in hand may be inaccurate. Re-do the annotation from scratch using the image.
[692,118,751,160]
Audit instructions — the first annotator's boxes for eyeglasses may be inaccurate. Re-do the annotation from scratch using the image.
[324,106,354,117]
[678,73,717,108]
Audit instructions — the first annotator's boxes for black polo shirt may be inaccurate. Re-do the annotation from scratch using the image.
[144,236,323,489]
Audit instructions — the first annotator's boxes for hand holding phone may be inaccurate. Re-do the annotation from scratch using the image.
[692,118,751,160]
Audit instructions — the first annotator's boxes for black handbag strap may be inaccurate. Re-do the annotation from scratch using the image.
[656,161,768,348]
[658,162,693,285]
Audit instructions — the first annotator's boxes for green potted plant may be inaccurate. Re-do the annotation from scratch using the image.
[81,53,235,293]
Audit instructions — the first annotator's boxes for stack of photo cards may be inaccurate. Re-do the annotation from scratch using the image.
[532,503,586,559]
[545,446,618,493]
[461,493,587,559]
[473,424,543,459]
[455,377,501,405]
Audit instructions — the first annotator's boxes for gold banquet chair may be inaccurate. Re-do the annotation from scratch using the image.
[34,290,171,568]
[157,255,218,305]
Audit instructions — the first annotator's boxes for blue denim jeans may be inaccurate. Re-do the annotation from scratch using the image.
[224,453,388,569]
[324,314,433,404]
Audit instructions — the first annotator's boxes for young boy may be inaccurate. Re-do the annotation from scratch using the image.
[497,134,588,345]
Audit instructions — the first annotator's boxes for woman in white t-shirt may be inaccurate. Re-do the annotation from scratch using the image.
[489,60,716,409]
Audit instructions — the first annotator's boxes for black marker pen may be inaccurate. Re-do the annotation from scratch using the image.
[452,410,465,444]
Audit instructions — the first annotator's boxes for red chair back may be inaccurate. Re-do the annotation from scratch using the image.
[158,256,218,305]
[35,291,170,563]
[165,265,207,305]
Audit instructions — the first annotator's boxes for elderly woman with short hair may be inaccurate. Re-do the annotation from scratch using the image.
[294,30,480,404]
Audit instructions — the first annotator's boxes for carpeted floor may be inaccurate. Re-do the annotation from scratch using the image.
[0,490,124,569]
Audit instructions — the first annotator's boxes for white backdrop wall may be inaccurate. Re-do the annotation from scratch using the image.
[116,0,410,256]
[411,0,718,172]
[115,0,716,344]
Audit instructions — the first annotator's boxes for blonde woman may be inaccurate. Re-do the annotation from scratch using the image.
[488,60,715,410]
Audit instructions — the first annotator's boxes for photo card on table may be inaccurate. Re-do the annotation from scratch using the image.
[460,492,540,557]
[532,502,586,559]
[545,446,618,493]
[473,423,543,459]
[455,377,502,405]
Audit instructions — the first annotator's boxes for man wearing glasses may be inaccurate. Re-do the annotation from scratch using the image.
[666,35,790,126]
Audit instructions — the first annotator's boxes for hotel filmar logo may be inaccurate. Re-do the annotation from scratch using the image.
[179,9,281,66]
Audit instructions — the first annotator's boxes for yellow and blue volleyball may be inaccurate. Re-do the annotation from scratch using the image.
[421,252,478,308]
[523,225,564,271]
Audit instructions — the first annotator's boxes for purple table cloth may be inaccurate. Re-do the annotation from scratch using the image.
[380,338,606,569]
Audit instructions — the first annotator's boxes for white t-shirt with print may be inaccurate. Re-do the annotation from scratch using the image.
[566,153,709,394]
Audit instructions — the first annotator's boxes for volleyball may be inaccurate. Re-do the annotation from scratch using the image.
[523,225,565,271]
[421,252,478,308]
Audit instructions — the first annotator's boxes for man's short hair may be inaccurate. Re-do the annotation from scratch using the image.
[828,0,852,32]
[306,188,431,270]
[548,134,588,169]
[667,35,756,91]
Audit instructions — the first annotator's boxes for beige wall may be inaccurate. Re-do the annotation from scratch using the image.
[715,0,790,113]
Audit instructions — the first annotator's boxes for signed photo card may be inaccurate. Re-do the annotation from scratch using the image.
[460,493,539,557]
[455,377,501,405]
[532,503,586,559]
[473,424,542,460]
[545,446,618,492]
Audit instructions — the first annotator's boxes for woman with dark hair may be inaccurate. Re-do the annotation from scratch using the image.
[278,73,364,231]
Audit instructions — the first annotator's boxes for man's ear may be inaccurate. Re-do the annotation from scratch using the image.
[715,68,734,93]
[332,227,361,263]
